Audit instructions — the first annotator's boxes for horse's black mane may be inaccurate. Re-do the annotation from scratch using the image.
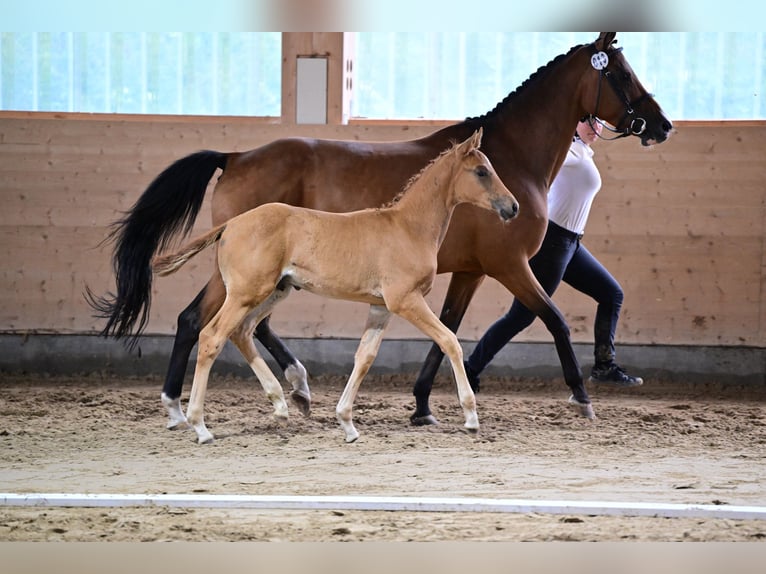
[379,42,590,211]
[381,141,459,209]
[465,42,585,123]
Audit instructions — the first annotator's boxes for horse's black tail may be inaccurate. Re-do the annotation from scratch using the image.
[85,150,228,350]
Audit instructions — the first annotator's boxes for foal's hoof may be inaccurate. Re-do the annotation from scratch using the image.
[166,419,190,431]
[410,413,439,426]
[345,433,360,444]
[290,390,312,417]
[568,395,596,420]
[196,431,215,445]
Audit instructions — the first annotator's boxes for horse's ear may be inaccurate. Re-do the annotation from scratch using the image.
[596,32,617,51]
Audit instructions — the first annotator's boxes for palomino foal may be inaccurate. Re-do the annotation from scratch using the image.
[152,129,518,444]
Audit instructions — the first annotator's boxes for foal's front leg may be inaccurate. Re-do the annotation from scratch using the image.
[393,294,478,434]
[336,305,392,443]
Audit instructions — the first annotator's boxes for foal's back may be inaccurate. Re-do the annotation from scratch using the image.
[218,203,427,306]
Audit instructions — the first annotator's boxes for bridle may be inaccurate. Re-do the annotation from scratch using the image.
[584,43,653,141]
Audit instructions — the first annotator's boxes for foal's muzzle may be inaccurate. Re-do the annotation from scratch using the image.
[495,198,519,222]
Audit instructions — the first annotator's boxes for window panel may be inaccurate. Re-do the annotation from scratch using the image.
[0,32,280,116]
[1,32,763,120]
[353,32,766,121]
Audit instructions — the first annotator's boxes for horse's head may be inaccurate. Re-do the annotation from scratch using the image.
[454,128,519,222]
[582,32,673,146]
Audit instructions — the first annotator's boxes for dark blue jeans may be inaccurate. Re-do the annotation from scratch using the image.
[466,221,624,375]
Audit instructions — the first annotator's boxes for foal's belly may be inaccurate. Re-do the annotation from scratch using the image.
[282,268,386,306]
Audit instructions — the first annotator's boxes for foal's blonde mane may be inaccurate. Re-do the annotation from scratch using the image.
[380,139,462,209]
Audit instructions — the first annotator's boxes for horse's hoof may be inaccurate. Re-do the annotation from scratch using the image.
[568,395,596,420]
[410,414,439,426]
[198,435,215,445]
[290,391,311,417]
[462,426,480,436]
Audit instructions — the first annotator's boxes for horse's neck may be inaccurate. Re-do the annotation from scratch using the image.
[509,76,585,187]
[458,49,590,191]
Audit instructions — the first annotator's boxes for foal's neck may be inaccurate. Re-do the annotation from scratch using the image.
[388,161,457,245]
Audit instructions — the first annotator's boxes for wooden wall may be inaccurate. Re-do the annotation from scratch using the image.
[0,114,764,350]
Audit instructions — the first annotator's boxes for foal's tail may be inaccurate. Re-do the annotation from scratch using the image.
[84,150,229,350]
[152,224,226,277]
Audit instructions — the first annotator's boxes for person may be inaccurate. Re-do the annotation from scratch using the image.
[464,118,643,391]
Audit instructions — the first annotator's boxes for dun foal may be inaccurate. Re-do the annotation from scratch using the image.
[152,129,518,444]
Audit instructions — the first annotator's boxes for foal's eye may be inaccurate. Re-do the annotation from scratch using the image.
[475,166,489,178]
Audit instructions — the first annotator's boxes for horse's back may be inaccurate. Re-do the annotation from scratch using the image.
[211,132,467,222]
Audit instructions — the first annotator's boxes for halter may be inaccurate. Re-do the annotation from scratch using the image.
[584,43,653,141]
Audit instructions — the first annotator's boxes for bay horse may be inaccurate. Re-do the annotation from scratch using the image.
[87,32,672,428]
[151,130,519,443]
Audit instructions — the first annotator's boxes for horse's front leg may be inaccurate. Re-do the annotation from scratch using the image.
[254,315,311,416]
[411,272,485,426]
[335,305,391,443]
[496,264,595,419]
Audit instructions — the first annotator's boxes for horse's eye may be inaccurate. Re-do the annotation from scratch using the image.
[475,166,489,178]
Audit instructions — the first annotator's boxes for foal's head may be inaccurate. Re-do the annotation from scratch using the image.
[452,129,519,222]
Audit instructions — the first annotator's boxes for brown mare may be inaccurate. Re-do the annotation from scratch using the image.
[151,130,519,443]
[87,32,672,428]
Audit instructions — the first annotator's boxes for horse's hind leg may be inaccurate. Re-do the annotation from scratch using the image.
[254,316,311,416]
[411,272,485,426]
[336,305,391,443]
[161,276,225,430]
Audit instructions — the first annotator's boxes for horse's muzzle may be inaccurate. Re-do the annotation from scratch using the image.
[641,116,674,146]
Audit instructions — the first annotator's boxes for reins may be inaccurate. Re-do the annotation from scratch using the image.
[584,42,653,141]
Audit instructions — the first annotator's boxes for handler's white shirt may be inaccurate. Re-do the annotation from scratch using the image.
[547,138,601,236]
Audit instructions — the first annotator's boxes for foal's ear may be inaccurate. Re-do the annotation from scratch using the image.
[460,127,482,156]
[471,127,483,149]
[455,128,481,157]
[596,32,617,51]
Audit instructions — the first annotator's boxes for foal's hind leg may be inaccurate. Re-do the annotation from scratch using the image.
[161,273,311,428]
[186,293,273,444]
[229,290,294,422]
[161,275,225,430]
[335,305,392,443]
